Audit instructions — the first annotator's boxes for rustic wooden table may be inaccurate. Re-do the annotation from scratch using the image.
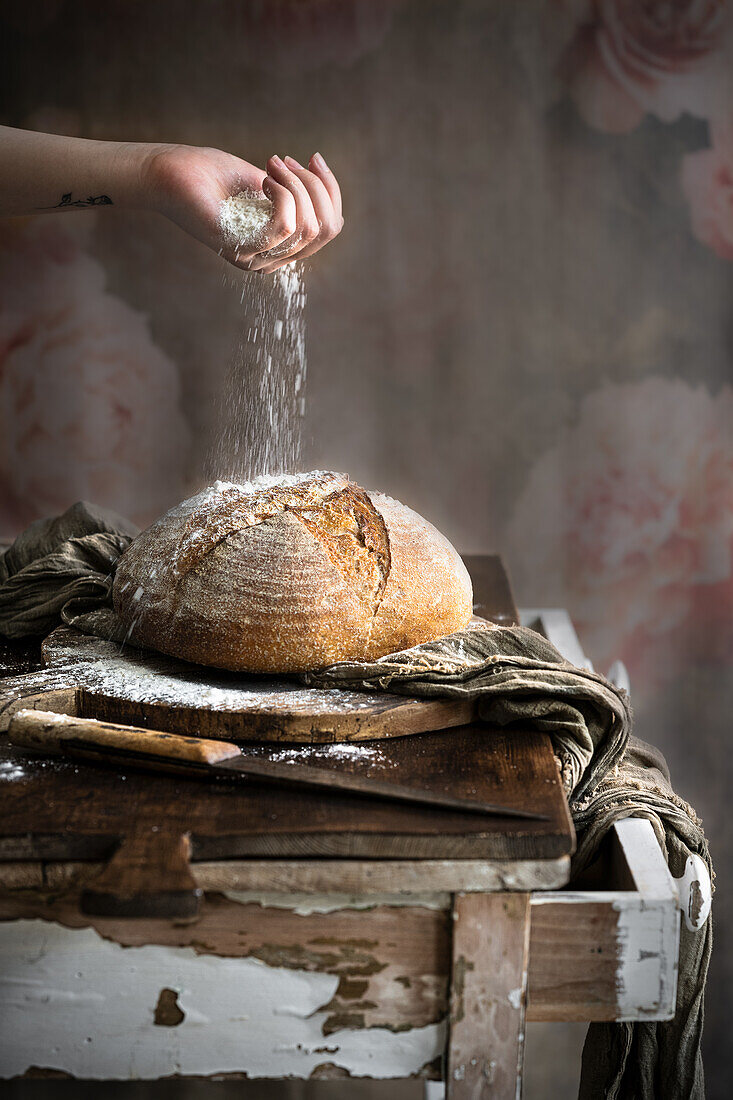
[0,557,683,1098]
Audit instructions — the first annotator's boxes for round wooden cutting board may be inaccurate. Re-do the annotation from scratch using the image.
[0,626,475,743]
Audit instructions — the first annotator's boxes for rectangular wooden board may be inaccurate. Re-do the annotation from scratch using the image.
[0,723,573,860]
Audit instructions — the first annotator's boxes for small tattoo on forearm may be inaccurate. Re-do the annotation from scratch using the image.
[39,192,114,210]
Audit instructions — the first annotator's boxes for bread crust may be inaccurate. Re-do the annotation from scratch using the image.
[113,472,472,673]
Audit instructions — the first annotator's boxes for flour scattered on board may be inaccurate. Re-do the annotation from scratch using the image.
[0,756,81,783]
[83,656,375,713]
[266,743,387,765]
[0,759,27,781]
[40,630,380,716]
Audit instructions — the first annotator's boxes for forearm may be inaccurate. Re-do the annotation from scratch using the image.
[0,127,344,270]
[0,127,153,216]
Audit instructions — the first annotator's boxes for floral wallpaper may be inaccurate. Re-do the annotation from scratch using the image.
[0,1,731,1090]
[0,218,189,531]
[506,0,733,708]
[508,377,733,689]
[561,0,731,134]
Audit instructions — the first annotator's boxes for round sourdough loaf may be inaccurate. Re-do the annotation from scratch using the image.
[112,471,473,673]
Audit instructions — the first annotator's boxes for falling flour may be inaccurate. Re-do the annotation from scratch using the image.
[207,260,307,483]
[218,190,273,253]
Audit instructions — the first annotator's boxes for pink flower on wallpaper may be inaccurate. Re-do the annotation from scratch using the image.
[561,0,731,133]
[0,220,190,535]
[681,113,733,258]
[506,378,733,690]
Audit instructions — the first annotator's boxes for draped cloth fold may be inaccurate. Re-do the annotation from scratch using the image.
[302,624,631,804]
[0,502,138,641]
[0,502,711,1098]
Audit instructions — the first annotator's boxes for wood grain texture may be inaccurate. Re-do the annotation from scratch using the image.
[80,689,477,744]
[0,878,664,1026]
[448,892,531,1099]
[0,855,571,894]
[463,556,519,627]
[526,899,622,1021]
[8,709,242,764]
[8,710,549,822]
[0,891,452,1039]
[0,635,42,678]
[0,724,573,862]
[20,626,477,744]
[80,829,201,920]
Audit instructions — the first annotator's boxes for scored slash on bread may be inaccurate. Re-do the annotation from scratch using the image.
[113,471,472,674]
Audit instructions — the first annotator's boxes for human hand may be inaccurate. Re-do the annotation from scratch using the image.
[143,143,343,272]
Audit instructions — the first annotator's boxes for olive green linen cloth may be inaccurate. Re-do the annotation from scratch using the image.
[0,502,138,640]
[0,502,711,1099]
[572,737,712,1100]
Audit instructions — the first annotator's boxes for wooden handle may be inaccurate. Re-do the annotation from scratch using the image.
[8,709,241,765]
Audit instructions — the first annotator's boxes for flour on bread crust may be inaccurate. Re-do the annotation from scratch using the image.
[113,471,472,673]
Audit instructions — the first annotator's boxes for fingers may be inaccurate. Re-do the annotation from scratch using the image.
[247,155,318,272]
[248,152,343,273]
[309,151,342,224]
[229,172,296,269]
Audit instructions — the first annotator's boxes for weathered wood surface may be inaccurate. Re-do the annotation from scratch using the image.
[7,709,548,822]
[0,818,680,1086]
[0,892,452,1036]
[7,709,245,764]
[0,859,674,1028]
[0,554,573,917]
[0,894,449,1080]
[448,892,531,1099]
[0,888,611,1040]
[80,829,202,920]
[0,723,573,863]
[0,855,571,894]
[463,555,518,628]
[0,635,42,678]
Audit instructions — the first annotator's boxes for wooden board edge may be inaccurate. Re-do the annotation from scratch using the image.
[78,690,477,743]
[0,828,573,862]
[0,861,678,1023]
[0,856,571,895]
[0,683,80,732]
[528,890,678,1021]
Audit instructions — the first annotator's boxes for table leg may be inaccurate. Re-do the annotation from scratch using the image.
[447,892,531,1100]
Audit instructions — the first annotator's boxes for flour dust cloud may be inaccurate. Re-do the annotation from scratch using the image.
[207,262,307,483]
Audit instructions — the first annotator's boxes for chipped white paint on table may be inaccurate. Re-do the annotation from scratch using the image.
[0,609,696,1098]
[0,920,445,1080]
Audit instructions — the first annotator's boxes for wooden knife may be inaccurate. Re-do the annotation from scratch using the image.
[8,709,548,821]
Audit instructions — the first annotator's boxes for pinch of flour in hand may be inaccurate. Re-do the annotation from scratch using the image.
[218,191,273,252]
